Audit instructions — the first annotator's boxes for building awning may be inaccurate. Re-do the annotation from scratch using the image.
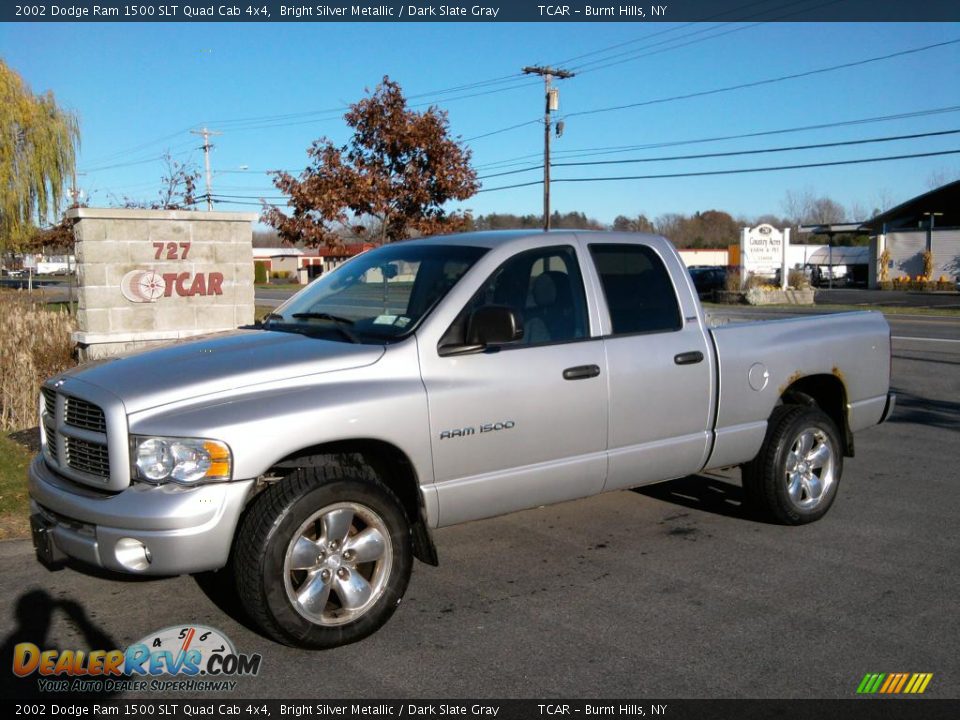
[799,222,870,235]
[802,246,869,265]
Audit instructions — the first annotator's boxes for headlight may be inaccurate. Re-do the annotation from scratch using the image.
[131,437,232,485]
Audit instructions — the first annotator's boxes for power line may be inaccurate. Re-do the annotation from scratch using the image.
[80,140,198,173]
[476,128,960,180]
[475,148,960,193]
[207,129,960,195]
[78,128,195,167]
[473,105,960,171]
[566,38,960,120]
[551,0,816,68]
[554,128,960,167]
[470,38,960,143]
[569,0,843,76]
[464,119,543,142]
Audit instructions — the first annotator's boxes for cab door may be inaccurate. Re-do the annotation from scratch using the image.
[587,241,714,490]
[417,244,608,527]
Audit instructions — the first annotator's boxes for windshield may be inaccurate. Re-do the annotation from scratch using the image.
[265,243,488,343]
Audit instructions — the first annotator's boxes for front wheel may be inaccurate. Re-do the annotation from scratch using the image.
[234,465,412,648]
[741,405,843,525]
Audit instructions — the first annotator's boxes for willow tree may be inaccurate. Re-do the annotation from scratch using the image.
[0,60,80,252]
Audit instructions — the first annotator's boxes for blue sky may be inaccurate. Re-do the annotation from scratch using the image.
[2,20,959,227]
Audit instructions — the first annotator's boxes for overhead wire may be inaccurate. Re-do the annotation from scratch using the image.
[470,37,960,143]
[475,148,960,193]
[472,108,960,173]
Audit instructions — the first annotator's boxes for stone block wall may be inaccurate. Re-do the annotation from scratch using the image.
[67,208,257,359]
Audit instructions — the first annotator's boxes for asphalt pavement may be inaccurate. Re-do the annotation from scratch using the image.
[0,311,957,700]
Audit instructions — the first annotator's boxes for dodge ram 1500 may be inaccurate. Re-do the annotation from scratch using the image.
[29,231,894,648]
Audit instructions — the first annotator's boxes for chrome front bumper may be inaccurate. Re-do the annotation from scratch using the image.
[28,455,254,575]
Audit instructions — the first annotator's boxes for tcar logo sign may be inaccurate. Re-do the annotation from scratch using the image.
[121,268,224,303]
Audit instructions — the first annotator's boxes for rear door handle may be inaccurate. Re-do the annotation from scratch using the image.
[563,364,601,380]
[674,351,704,365]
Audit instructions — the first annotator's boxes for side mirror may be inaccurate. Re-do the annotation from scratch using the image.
[467,305,524,345]
[439,305,523,357]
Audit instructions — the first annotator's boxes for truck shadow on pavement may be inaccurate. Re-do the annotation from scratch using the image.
[0,589,120,699]
[887,387,960,432]
[632,473,762,522]
[192,570,260,636]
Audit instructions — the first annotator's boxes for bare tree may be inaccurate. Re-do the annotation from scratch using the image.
[113,152,200,210]
[926,167,959,190]
[871,187,896,216]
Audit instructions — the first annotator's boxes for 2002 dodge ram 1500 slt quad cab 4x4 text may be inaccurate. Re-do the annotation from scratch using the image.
[29,231,895,648]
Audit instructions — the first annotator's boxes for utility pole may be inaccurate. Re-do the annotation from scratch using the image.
[67,171,85,316]
[69,171,86,207]
[191,127,222,211]
[522,65,574,231]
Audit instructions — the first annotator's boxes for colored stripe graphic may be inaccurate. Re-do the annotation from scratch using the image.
[857,672,933,694]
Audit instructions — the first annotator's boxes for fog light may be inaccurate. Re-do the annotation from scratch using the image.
[115,538,152,572]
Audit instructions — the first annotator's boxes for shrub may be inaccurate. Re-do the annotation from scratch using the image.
[745,273,769,290]
[724,269,741,292]
[788,269,810,289]
[254,261,268,284]
[921,249,934,281]
[0,293,76,432]
[878,248,891,282]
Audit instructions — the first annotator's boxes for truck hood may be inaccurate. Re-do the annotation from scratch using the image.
[60,329,385,413]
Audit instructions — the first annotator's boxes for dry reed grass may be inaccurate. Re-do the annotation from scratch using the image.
[0,291,76,431]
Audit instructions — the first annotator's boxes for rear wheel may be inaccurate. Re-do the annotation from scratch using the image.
[741,405,843,525]
[234,464,412,648]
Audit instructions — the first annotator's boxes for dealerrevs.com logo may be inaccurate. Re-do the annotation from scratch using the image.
[12,625,262,693]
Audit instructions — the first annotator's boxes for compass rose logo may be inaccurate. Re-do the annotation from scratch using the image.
[120,270,166,303]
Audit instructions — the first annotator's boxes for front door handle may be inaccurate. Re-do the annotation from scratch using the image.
[563,364,601,380]
[674,351,704,365]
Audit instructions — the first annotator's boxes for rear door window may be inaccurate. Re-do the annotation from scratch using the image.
[589,244,682,335]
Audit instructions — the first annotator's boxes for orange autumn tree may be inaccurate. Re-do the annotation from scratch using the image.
[264,77,478,246]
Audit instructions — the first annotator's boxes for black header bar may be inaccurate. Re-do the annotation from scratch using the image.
[3,1,959,23]
[3,699,960,719]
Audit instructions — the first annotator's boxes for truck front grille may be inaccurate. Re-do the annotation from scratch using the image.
[42,416,58,459]
[65,437,111,477]
[42,387,56,417]
[65,396,107,433]
[41,386,114,486]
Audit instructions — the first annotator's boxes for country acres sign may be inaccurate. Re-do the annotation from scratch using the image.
[740,223,790,288]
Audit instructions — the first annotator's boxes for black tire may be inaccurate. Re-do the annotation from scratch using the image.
[741,405,843,525]
[234,464,412,648]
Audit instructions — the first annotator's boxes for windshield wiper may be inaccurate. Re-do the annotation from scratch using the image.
[290,312,360,343]
[292,312,354,325]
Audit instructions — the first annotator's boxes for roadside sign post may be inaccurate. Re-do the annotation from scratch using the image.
[23,254,37,293]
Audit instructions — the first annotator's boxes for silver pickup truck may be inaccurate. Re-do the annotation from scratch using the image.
[29,231,894,648]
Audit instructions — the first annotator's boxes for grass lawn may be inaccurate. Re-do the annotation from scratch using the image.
[0,431,34,540]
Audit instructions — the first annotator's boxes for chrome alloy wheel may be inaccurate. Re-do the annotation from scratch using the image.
[784,428,836,511]
[283,502,393,626]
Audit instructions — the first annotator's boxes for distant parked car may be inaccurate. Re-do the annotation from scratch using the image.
[688,265,727,298]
